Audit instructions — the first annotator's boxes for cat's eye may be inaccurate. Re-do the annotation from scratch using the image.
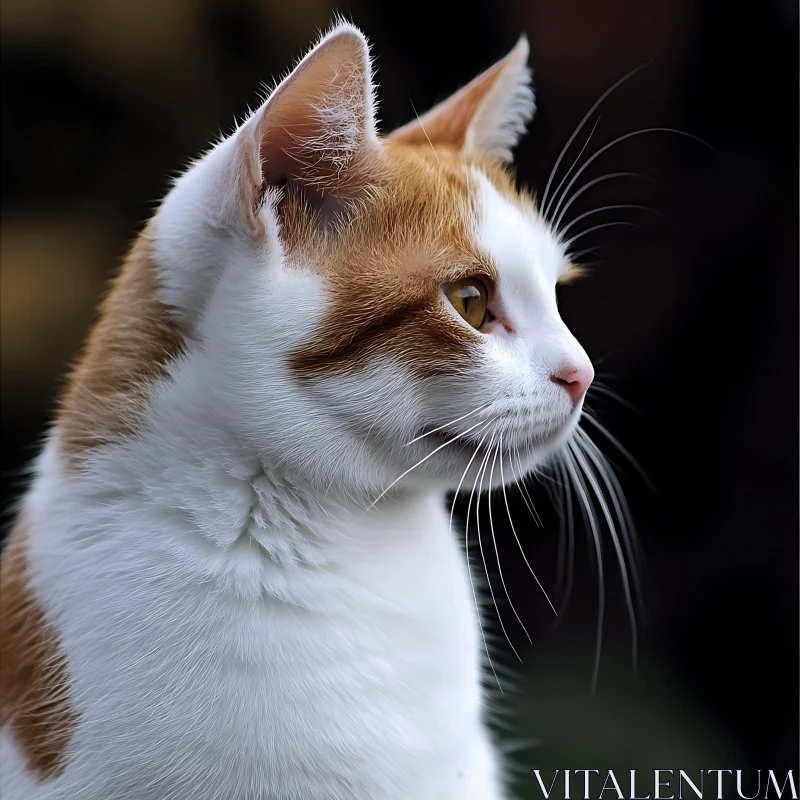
[444,278,489,329]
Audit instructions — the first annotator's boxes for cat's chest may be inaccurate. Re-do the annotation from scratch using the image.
[45,497,489,797]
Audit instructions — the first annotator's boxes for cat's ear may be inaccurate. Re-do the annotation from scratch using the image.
[388,37,534,163]
[224,22,382,237]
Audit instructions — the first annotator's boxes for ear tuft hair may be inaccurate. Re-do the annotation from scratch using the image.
[466,36,534,162]
[388,35,535,163]
[213,22,383,238]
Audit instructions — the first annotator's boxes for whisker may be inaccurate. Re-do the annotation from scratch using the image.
[570,436,639,673]
[539,62,652,218]
[554,458,575,615]
[540,463,565,590]
[587,382,642,414]
[403,402,491,447]
[498,440,557,617]
[554,172,655,236]
[581,411,654,492]
[592,354,617,370]
[409,98,440,165]
[558,203,670,239]
[449,431,491,533]
[577,428,644,614]
[541,117,602,222]
[459,427,504,693]
[568,246,605,263]
[577,429,646,599]
[551,126,719,230]
[563,221,638,249]
[490,447,533,645]
[476,438,523,662]
[509,451,544,528]
[369,418,490,507]
[488,446,533,646]
[564,444,605,692]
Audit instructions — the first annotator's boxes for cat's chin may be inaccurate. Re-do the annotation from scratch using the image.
[415,410,582,489]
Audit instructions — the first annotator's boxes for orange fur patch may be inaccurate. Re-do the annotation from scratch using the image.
[557,263,590,285]
[56,225,184,464]
[287,143,528,380]
[0,517,76,779]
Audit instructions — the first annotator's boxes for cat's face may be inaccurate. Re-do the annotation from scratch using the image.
[155,24,592,497]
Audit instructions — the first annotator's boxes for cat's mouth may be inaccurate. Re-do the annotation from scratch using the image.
[421,429,494,457]
[419,423,567,459]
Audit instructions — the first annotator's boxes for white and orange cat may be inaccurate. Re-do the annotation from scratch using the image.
[0,23,596,799]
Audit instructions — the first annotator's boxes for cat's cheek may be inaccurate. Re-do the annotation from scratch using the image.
[480,318,513,337]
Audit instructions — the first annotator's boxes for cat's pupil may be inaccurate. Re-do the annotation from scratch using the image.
[462,286,479,312]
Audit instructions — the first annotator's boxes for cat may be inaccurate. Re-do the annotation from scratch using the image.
[0,21,597,800]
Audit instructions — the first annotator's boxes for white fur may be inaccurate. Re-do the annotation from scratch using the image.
[1,23,594,800]
[4,430,500,799]
[466,36,535,163]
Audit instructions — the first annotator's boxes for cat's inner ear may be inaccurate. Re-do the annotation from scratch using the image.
[388,36,534,163]
[233,24,382,236]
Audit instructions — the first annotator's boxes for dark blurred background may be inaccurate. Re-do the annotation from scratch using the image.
[2,0,798,796]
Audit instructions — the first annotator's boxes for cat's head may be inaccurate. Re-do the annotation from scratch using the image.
[154,23,593,497]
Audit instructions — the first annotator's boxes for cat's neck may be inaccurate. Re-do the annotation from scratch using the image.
[35,416,450,617]
[41,334,453,605]
[49,371,444,570]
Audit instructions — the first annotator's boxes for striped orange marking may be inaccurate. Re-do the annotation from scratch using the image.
[0,517,76,779]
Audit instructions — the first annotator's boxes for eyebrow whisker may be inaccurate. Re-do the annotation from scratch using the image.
[539,62,652,218]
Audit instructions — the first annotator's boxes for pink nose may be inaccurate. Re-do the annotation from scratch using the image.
[551,362,594,405]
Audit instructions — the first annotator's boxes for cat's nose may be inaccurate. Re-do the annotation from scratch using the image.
[550,361,594,405]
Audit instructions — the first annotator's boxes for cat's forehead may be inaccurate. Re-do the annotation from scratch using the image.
[283,142,554,283]
[473,168,568,290]
[385,145,569,290]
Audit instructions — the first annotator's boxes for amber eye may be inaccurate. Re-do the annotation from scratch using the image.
[444,278,488,329]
